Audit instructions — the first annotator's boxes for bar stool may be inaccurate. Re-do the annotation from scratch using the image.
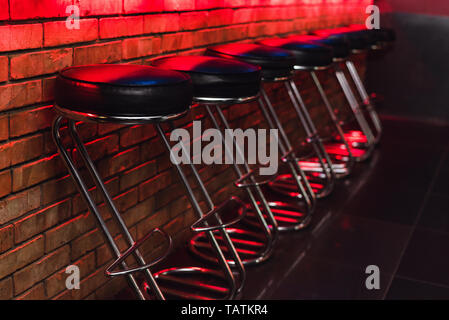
[206,43,357,181]
[52,64,246,300]
[152,55,314,258]
[313,26,395,147]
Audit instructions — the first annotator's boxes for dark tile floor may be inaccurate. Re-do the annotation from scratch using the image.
[239,117,449,300]
[116,117,449,300]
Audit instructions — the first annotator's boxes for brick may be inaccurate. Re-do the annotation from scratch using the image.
[0,56,7,82]
[0,277,12,299]
[45,213,96,252]
[164,0,195,11]
[0,115,7,141]
[54,268,107,300]
[99,16,144,39]
[42,77,56,102]
[0,235,44,279]
[0,187,41,224]
[122,37,153,60]
[0,224,13,254]
[143,13,180,34]
[14,282,46,300]
[122,196,156,227]
[45,251,96,297]
[73,133,119,164]
[10,48,72,80]
[98,146,140,178]
[139,171,172,201]
[42,175,77,205]
[10,0,71,20]
[124,0,165,13]
[0,170,11,198]
[233,8,253,24]
[14,245,70,294]
[78,0,122,16]
[179,11,208,31]
[74,42,122,65]
[207,9,234,27]
[72,177,119,215]
[9,105,55,138]
[14,199,71,243]
[0,0,8,20]
[0,134,44,170]
[0,80,42,112]
[120,160,157,191]
[161,32,194,53]
[71,228,103,260]
[120,125,156,148]
[114,187,138,213]
[0,24,42,52]
[195,0,226,10]
[44,19,98,47]
[12,153,65,192]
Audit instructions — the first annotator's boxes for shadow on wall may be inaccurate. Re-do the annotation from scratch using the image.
[367,7,449,124]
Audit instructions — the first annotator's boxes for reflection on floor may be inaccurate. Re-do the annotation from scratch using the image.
[117,117,449,300]
[241,117,449,300]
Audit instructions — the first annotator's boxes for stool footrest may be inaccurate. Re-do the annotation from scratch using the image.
[191,196,247,232]
[234,169,278,188]
[105,228,172,277]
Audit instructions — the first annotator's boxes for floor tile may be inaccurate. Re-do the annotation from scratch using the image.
[306,214,412,274]
[418,194,449,234]
[386,277,449,300]
[397,228,449,287]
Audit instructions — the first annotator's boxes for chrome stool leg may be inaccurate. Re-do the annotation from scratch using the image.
[255,91,316,232]
[53,116,168,300]
[155,123,246,299]
[310,71,356,178]
[284,79,337,197]
[345,60,382,143]
[334,63,376,161]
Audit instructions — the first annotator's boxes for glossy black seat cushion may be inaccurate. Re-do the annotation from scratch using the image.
[206,43,295,80]
[151,56,261,100]
[257,38,334,69]
[55,64,193,119]
[313,28,372,52]
[288,35,350,60]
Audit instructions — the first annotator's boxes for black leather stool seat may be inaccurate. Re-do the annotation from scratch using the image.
[257,38,334,69]
[206,43,295,81]
[313,28,372,52]
[55,64,193,121]
[288,35,350,60]
[152,56,261,101]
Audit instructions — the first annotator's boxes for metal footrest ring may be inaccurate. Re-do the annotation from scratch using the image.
[151,267,232,300]
[188,227,269,266]
[241,200,311,232]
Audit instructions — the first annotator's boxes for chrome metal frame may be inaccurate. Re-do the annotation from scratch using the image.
[53,106,246,300]
[333,61,376,161]
[345,59,382,143]
[189,95,280,266]
[256,87,316,231]
[53,115,165,300]
[154,123,246,299]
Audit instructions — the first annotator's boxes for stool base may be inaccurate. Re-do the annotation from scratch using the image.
[151,267,232,300]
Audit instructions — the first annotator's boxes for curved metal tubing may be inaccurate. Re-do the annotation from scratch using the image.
[55,105,189,125]
[156,123,245,296]
[334,63,376,161]
[309,71,356,178]
[206,105,279,265]
[52,116,163,300]
[345,60,383,143]
[106,228,173,277]
[256,92,316,231]
[285,79,336,198]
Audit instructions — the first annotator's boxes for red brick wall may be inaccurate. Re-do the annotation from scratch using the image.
[0,0,372,300]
